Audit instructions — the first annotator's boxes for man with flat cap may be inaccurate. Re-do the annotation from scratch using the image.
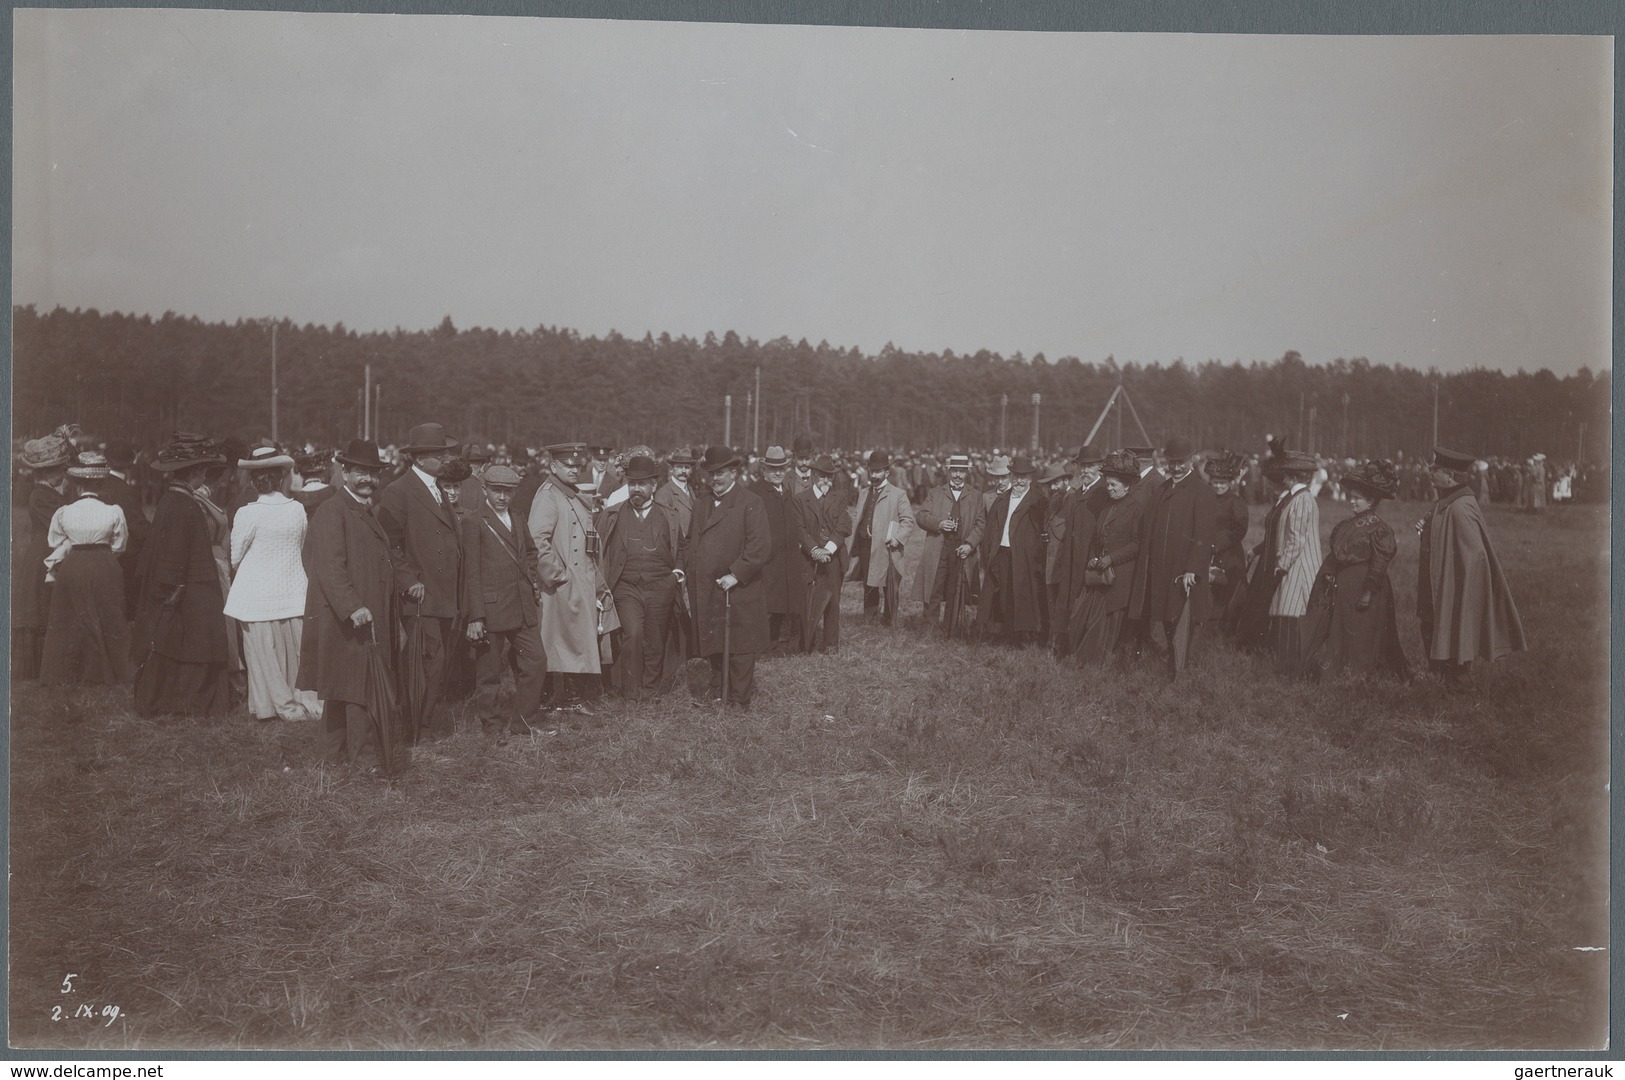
[376,421,463,742]
[749,445,808,655]
[299,439,397,770]
[530,442,609,714]
[1127,436,1217,678]
[599,454,686,699]
[1415,446,1526,691]
[685,446,771,706]
[849,450,915,626]
[978,455,1049,645]
[793,454,853,652]
[914,453,986,630]
[1050,445,1108,655]
[460,463,546,736]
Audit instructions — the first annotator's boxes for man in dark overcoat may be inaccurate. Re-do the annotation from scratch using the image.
[793,455,853,653]
[1049,445,1107,655]
[747,445,809,655]
[460,463,546,735]
[978,456,1049,645]
[376,421,463,742]
[298,440,398,769]
[684,445,771,706]
[914,453,986,628]
[1126,435,1217,678]
[599,455,686,700]
[653,447,698,538]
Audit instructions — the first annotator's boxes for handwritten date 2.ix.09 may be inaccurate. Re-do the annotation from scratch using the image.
[51,1003,122,1026]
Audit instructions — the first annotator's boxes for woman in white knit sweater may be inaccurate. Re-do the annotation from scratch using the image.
[226,447,320,721]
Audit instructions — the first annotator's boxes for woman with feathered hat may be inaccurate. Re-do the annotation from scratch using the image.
[1297,459,1411,680]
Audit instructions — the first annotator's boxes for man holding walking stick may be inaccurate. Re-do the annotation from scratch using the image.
[684,445,771,708]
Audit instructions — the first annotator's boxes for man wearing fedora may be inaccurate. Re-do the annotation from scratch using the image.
[849,450,915,627]
[914,453,986,629]
[793,454,853,653]
[654,447,698,538]
[684,446,771,706]
[1416,446,1526,690]
[299,439,398,769]
[1127,436,1218,678]
[749,445,809,655]
[530,442,609,714]
[376,422,464,742]
[598,454,686,699]
[978,455,1049,645]
[460,463,547,735]
[1049,445,1108,655]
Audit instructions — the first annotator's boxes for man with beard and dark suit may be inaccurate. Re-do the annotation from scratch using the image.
[299,439,398,771]
[1049,445,1108,655]
[793,455,853,653]
[375,421,463,742]
[684,446,771,707]
[748,445,808,655]
[1127,436,1217,678]
[978,456,1049,646]
[460,463,546,736]
[914,453,986,632]
[599,455,686,700]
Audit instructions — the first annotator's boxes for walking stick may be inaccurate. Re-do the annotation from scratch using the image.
[720,585,731,711]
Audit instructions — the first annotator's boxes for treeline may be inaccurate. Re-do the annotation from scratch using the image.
[13,304,1610,462]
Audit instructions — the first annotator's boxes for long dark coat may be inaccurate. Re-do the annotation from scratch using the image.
[1418,485,1526,663]
[376,470,462,619]
[978,487,1049,635]
[914,484,986,604]
[684,483,771,657]
[1128,474,1218,625]
[460,501,540,633]
[1210,489,1250,616]
[16,481,64,631]
[297,487,399,706]
[748,479,809,617]
[132,485,229,665]
[1051,481,1109,632]
[793,485,855,578]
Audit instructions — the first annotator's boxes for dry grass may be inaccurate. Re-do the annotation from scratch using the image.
[8,498,1608,1050]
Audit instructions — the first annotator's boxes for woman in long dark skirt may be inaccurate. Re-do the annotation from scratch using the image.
[1298,459,1412,680]
[14,430,74,680]
[132,434,234,717]
[1070,450,1145,666]
[40,452,132,685]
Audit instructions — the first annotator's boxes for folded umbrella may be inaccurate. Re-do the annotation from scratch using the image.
[364,621,399,774]
[400,598,428,744]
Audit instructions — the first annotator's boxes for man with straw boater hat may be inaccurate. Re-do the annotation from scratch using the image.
[299,439,398,770]
[459,462,547,735]
[1126,435,1217,678]
[376,421,463,742]
[530,441,610,715]
[793,454,853,653]
[914,452,987,629]
[598,453,686,699]
[683,445,771,707]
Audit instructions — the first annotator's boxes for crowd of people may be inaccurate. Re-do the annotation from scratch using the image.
[14,421,1532,772]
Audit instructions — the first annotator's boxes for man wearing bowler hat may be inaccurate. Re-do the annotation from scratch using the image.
[684,446,771,706]
[376,421,464,742]
[749,445,809,654]
[794,454,853,652]
[788,435,818,498]
[849,450,915,626]
[598,454,686,698]
[1127,436,1217,678]
[460,463,547,735]
[530,442,609,713]
[299,439,398,770]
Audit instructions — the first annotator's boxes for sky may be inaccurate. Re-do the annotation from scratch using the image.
[11,11,1614,375]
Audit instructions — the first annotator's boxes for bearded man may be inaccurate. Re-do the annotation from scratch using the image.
[598,455,686,699]
[684,446,771,706]
[914,453,986,628]
[848,450,915,626]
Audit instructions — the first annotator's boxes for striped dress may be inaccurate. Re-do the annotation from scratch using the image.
[1268,486,1322,618]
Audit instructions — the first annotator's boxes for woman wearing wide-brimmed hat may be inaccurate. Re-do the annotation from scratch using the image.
[39,451,132,685]
[14,427,76,680]
[1297,459,1411,681]
[226,445,320,722]
[132,433,235,717]
[1070,450,1146,665]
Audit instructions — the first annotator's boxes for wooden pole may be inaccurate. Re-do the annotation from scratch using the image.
[270,321,279,443]
[363,363,373,441]
[724,394,732,446]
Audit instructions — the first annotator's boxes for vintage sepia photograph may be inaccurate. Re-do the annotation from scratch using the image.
[8,7,1612,1052]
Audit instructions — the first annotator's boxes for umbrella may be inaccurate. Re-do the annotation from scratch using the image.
[719,586,732,711]
[364,621,399,774]
[943,555,976,640]
[400,598,428,744]
[1168,583,1195,677]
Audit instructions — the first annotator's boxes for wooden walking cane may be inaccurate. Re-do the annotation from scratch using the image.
[720,585,731,711]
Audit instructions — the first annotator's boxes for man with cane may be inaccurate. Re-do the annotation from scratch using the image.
[683,446,771,708]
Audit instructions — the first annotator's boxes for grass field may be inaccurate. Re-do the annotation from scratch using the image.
[8,497,1610,1050]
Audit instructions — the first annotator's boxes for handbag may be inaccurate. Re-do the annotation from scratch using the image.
[1084,563,1115,588]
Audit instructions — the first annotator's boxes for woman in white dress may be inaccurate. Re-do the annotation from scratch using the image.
[225,446,320,722]
[40,451,131,685]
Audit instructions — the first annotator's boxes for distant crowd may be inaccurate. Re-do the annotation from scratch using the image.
[15,422,1532,771]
